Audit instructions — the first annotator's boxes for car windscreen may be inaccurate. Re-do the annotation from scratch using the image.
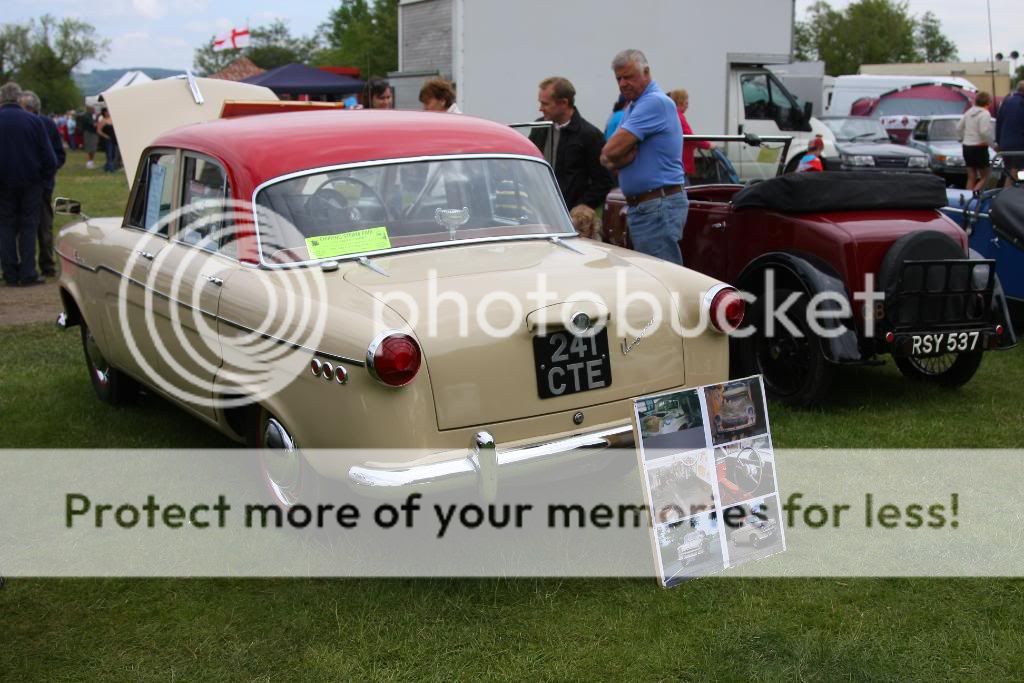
[823,118,888,141]
[254,156,573,265]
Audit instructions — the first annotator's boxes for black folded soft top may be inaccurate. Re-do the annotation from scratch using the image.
[731,172,948,213]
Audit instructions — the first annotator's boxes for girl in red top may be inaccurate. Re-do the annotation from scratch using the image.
[668,89,713,182]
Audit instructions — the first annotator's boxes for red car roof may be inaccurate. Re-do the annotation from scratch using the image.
[151,109,544,198]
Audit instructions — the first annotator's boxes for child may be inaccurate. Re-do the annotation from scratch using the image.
[796,135,824,173]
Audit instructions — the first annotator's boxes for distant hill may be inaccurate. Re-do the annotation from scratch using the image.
[73,68,186,96]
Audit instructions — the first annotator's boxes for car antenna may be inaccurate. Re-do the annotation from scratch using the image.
[549,235,584,255]
[357,256,388,277]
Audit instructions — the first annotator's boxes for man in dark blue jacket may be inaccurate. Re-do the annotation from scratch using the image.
[996,80,1024,187]
[0,81,56,286]
[20,90,67,277]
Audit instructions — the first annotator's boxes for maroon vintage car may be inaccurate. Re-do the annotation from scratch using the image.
[604,135,1017,406]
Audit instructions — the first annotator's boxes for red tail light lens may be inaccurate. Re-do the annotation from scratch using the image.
[709,287,745,333]
[367,332,421,387]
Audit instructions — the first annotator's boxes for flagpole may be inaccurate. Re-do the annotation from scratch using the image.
[987,0,997,96]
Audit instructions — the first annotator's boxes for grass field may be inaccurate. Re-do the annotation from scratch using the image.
[3,151,1024,680]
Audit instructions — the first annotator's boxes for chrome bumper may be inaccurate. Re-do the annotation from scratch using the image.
[348,424,634,499]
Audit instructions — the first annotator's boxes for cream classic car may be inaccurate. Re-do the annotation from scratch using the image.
[55,78,741,505]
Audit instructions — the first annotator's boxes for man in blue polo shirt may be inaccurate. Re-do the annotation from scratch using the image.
[601,49,686,265]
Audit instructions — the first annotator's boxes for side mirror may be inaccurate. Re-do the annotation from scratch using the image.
[803,101,812,122]
[54,197,82,215]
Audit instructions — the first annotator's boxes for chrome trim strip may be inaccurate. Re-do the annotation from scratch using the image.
[347,424,634,489]
[250,153,576,269]
[54,253,365,367]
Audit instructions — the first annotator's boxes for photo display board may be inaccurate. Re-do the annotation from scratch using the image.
[632,376,786,588]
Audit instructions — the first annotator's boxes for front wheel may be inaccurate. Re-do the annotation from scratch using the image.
[80,320,138,404]
[894,351,983,388]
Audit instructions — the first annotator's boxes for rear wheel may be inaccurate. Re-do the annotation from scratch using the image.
[894,351,983,388]
[255,408,320,508]
[80,320,138,404]
[735,289,835,407]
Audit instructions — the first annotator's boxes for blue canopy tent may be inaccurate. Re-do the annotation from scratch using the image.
[242,63,364,100]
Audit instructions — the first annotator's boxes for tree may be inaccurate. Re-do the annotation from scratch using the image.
[193,20,318,75]
[0,23,31,82]
[0,15,108,111]
[916,11,958,63]
[794,0,958,76]
[314,0,398,77]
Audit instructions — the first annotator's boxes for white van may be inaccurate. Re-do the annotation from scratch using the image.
[824,74,976,117]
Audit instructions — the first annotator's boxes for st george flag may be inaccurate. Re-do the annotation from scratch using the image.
[212,27,251,52]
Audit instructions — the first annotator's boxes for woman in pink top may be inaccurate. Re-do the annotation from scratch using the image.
[668,89,712,182]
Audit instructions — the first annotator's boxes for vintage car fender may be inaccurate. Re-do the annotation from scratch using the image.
[735,251,863,363]
[969,248,1018,350]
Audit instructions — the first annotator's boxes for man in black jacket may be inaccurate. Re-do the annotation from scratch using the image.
[529,77,613,239]
[20,90,67,277]
[0,81,56,286]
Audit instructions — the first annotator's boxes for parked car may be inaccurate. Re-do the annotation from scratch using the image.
[941,157,1024,326]
[677,530,711,565]
[816,116,930,173]
[907,115,994,187]
[729,515,777,548]
[713,382,757,433]
[604,135,1017,407]
[54,77,739,506]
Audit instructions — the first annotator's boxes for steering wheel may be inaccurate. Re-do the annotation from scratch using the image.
[726,446,764,495]
[307,176,388,222]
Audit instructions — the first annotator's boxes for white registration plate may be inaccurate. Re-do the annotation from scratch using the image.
[909,331,982,355]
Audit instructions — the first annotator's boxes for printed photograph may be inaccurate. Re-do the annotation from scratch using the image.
[647,449,716,523]
[714,436,777,506]
[724,494,785,567]
[656,510,725,587]
[704,377,768,446]
[635,389,706,458]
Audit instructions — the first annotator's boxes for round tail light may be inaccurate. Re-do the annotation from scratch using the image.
[367,332,422,387]
[708,286,745,333]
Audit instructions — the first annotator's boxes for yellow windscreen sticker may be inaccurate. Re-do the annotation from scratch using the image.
[756,146,782,164]
[305,227,391,259]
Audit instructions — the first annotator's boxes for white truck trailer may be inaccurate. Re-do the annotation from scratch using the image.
[391,0,835,177]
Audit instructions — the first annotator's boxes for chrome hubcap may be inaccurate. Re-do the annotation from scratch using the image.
[85,330,110,386]
[262,417,300,506]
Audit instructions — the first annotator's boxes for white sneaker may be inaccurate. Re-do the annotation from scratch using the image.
[86,160,94,169]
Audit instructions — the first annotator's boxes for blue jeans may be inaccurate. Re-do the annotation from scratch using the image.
[626,191,688,265]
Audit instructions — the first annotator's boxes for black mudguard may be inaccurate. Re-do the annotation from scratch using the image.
[735,251,863,363]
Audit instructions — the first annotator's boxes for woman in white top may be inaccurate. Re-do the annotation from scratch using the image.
[957,92,995,191]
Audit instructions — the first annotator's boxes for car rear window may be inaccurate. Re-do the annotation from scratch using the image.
[254,156,574,265]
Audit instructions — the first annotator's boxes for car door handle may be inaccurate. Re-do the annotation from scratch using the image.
[710,222,726,230]
[136,250,155,261]
[204,275,224,286]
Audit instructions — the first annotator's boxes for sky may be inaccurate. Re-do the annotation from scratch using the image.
[6,0,1023,73]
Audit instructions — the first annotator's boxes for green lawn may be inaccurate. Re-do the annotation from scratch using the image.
[3,153,1024,679]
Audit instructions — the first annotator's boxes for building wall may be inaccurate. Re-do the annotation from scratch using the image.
[400,0,453,76]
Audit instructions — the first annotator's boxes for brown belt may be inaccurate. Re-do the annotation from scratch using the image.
[624,184,684,207]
